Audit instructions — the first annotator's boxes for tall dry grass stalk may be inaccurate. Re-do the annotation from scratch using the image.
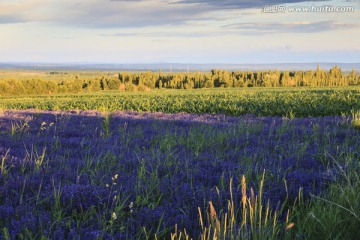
[172,171,295,239]
[351,109,360,129]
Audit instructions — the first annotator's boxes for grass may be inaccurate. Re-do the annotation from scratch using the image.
[171,173,297,240]
[1,148,10,175]
[351,109,360,129]
[100,113,112,138]
[10,118,30,139]
[170,159,360,240]
[293,154,360,240]
[24,145,47,172]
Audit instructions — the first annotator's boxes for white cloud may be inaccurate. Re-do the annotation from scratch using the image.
[0,0,48,23]
[0,0,358,63]
[225,20,360,34]
[0,0,213,28]
[174,0,331,9]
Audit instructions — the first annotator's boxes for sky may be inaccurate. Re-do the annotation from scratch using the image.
[0,0,359,64]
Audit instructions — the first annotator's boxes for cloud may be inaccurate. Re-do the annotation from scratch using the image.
[173,0,330,9]
[0,0,47,24]
[0,15,25,24]
[225,20,360,34]
[0,0,213,28]
[0,0,354,33]
[105,30,220,38]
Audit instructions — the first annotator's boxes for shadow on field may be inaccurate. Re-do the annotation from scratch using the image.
[0,110,358,239]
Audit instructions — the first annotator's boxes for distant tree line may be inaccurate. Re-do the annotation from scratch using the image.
[120,65,358,89]
[120,65,359,89]
[0,65,359,95]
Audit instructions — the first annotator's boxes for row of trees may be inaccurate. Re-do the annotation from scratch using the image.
[0,77,123,95]
[118,65,359,89]
[0,66,359,95]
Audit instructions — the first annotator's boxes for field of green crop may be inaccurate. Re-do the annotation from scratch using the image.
[1,87,360,117]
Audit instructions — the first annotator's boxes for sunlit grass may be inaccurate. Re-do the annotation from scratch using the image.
[171,172,298,240]
[351,109,360,129]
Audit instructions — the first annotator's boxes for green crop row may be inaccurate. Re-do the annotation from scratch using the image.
[1,88,360,117]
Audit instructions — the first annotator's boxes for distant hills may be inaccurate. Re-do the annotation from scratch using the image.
[0,62,359,72]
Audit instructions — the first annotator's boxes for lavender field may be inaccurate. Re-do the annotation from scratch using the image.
[0,109,359,239]
[2,0,359,237]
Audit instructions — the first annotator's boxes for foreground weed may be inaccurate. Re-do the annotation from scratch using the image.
[101,113,112,138]
[172,172,296,240]
[2,228,10,240]
[135,157,162,210]
[294,155,360,239]
[1,148,10,175]
[38,121,54,136]
[25,145,47,172]
[351,109,360,129]
[10,118,30,139]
